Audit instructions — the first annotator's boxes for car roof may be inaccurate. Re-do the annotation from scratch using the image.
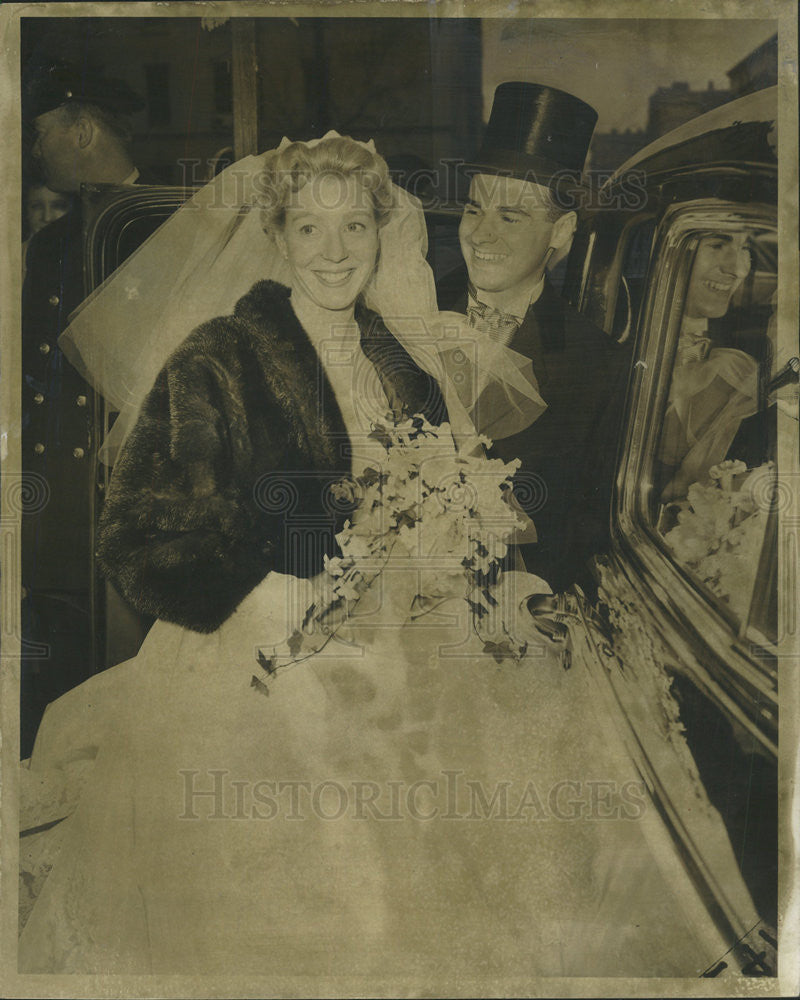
[606,86,777,187]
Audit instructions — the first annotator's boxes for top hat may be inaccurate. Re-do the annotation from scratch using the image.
[23,61,145,122]
[467,82,598,188]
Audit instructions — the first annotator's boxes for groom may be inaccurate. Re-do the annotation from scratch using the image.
[438,83,631,593]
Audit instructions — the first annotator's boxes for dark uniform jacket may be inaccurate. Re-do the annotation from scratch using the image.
[21,206,100,757]
[97,280,447,633]
[439,273,631,593]
[21,171,164,597]
[22,171,158,596]
[22,207,95,595]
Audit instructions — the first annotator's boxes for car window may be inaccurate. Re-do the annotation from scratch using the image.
[616,218,657,341]
[650,225,778,644]
[568,213,658,343]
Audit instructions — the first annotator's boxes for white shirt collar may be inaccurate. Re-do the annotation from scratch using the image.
[120,167,140,186]
[468,275,546,321]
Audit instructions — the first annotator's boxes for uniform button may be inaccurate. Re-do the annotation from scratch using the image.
[72,447,85,459]
[33,392,44,405]
[48,294,60,307]
[76,394,88,407]
[33,443,45,455]
[38,341,51,355]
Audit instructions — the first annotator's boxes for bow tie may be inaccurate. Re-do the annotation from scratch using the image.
[466,289,522,346]
[677,329,713,364]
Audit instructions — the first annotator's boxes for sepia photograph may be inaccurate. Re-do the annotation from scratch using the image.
[1,1,798,995]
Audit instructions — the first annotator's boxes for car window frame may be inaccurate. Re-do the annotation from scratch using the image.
[611,198,778,759]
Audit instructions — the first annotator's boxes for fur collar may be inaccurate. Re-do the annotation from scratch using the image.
[233,279,443,425]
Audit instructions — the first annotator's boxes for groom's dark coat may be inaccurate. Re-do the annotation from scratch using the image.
[439,271,631,593]
[98,280,447,633]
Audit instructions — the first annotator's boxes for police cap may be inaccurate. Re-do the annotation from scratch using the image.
[23,61,145,122]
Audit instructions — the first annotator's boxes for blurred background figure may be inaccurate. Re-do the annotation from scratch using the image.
[21,170,74,281]
[24,177,73,237]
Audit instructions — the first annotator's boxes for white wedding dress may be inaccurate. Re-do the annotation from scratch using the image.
[18,330,751,982]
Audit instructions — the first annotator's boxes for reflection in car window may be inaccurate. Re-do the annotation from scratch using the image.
[652,226,778,639]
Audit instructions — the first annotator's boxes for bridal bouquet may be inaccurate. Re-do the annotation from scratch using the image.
[662,460,775,621]
[253,414,533,692]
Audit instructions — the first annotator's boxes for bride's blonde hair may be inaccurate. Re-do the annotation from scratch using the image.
[258,135,395,234]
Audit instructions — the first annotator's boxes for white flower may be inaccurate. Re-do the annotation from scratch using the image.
[334,578,362,602]
[708,460,747,481]
[419,454,465,490]
[323,554,349,577]
[338,531,375,560]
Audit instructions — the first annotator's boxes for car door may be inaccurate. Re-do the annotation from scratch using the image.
[80,183,195,668]
[562,156,788,975]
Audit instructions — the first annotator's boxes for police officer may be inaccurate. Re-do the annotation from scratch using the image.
[21,62,149,756]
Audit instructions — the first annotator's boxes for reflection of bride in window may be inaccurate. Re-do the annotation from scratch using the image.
[657,231,766,504]
[19,138,768,978]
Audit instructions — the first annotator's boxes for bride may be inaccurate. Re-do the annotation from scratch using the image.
[18,134,761,981]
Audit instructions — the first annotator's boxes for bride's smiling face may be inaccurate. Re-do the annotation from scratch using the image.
[278,173,380,312]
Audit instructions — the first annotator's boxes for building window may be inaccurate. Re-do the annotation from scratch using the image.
[145,63,172,127]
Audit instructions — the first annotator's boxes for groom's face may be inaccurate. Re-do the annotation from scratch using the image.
[459,174,556,298]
